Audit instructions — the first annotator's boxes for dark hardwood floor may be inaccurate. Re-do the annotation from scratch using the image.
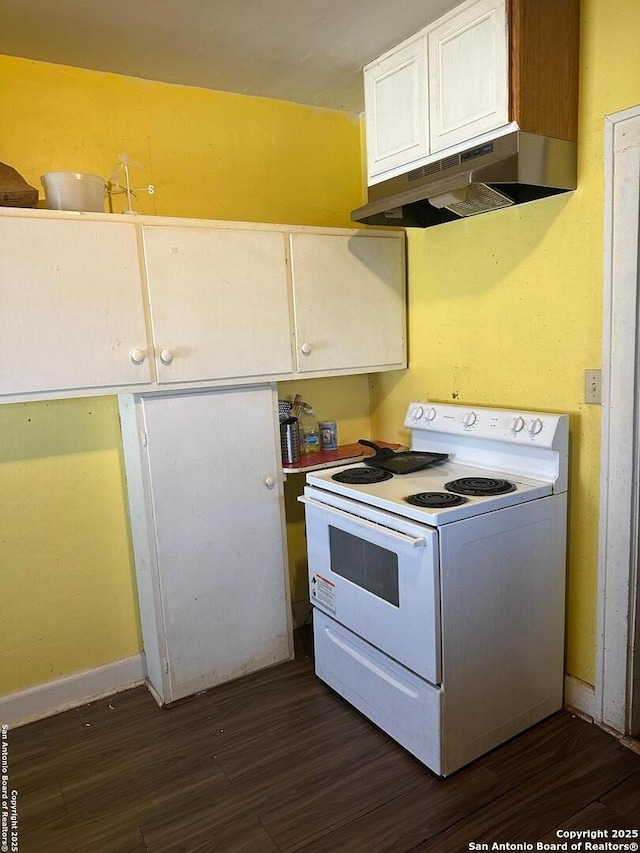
[7,629,640,852]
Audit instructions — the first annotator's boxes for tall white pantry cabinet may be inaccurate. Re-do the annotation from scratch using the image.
[119,386,293,705]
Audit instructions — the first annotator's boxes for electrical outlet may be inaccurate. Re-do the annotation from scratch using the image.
[585,369,602,405]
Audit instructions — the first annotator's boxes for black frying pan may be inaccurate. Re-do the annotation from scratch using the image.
[358,440,449,475]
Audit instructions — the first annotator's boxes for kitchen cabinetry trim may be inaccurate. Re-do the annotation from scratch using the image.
[0,208,406,403]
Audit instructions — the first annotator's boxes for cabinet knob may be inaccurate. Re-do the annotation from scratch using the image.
[300,342,312,356]
[264,476,276,489]
[130,348,146,365]
[159,349,174,366]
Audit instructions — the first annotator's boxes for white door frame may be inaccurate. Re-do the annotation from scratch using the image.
[596,104,640,735]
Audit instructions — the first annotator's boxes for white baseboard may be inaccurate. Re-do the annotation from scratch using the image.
[563,673,596,719]
[0,654,146,729]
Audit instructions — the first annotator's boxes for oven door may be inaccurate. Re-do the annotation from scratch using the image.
[300,487,441,684]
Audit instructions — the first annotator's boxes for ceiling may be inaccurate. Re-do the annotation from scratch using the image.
[0,0,460,112]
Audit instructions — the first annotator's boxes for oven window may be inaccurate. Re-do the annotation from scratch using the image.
[329,526,399,607]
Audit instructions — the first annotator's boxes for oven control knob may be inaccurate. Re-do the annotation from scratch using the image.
[529,418,544,436]
[511,416,525,433]
[413,406,425,420]
[463,411,477,428]
[425,407,437,422]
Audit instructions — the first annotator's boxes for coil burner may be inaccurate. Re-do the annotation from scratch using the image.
[405,492,468,508]
[445,477,516,497]
[332,467,393,485]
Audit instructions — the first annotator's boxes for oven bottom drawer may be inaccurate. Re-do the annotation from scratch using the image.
[313,609,443,775]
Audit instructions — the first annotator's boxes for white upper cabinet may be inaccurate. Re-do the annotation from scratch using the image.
[289,233,406,374]
[428,0,508,153]
[0,212,406,401]
[142,225,293,384]
[364,36,429,179]
[364,0,509,183]
[0,216,151,396]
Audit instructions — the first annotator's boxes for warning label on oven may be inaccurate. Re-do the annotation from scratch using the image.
[311,573,336,613]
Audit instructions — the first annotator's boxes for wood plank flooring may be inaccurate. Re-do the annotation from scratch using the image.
[6,629,640,852]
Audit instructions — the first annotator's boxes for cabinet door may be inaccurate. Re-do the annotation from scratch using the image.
[290,233,406,374]
[142,226,293,383]
[428,0,509,154]
[140,387,291,703]
[0,217,151,396]
[364,35,429,183]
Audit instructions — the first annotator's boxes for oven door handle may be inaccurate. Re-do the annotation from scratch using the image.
[299,496,427,548]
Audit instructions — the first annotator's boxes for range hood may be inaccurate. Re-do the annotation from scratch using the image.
[351,131,577,228]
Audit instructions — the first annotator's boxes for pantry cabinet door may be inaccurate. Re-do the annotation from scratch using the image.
[140,387,292,703]
[364,34,429,183]
[0,216,151,396]
[142,226,293,383]
[290,233,406,374]
[428,0,509,154]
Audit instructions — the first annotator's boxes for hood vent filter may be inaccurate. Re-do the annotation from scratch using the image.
[428,183,515,217]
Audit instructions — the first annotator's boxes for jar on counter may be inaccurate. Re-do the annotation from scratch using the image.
[319,421,338,450]
[300,406,320,454]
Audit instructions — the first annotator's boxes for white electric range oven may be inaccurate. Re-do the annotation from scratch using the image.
[300,402,569,776]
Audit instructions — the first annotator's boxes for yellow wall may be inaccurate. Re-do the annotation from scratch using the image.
[0,398,139,693]
[3,0,639,698]
[0,55,366,696]
[0,56,362,226]
[370,0,640,686]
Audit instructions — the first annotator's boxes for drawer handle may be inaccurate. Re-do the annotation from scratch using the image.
[325,626,420,697]
[299,496,427,547]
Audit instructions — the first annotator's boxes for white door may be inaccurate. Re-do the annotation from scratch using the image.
[142,226,293,384]
[289,233,406,374]
[428,0,509,154]
[0,216,151,395]
[364,34,429,183]
[141,387,291,703]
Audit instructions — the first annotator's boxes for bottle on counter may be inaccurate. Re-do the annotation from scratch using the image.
[300,405,321,454]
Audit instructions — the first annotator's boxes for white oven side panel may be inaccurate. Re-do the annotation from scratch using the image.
[438,493,567,775]
[313,609,443,774]
[303,495,441,685]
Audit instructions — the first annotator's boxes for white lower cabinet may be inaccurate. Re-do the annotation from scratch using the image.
[119,385,293,704]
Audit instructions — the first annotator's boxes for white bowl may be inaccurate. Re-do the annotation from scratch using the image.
[41,172,106,212]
